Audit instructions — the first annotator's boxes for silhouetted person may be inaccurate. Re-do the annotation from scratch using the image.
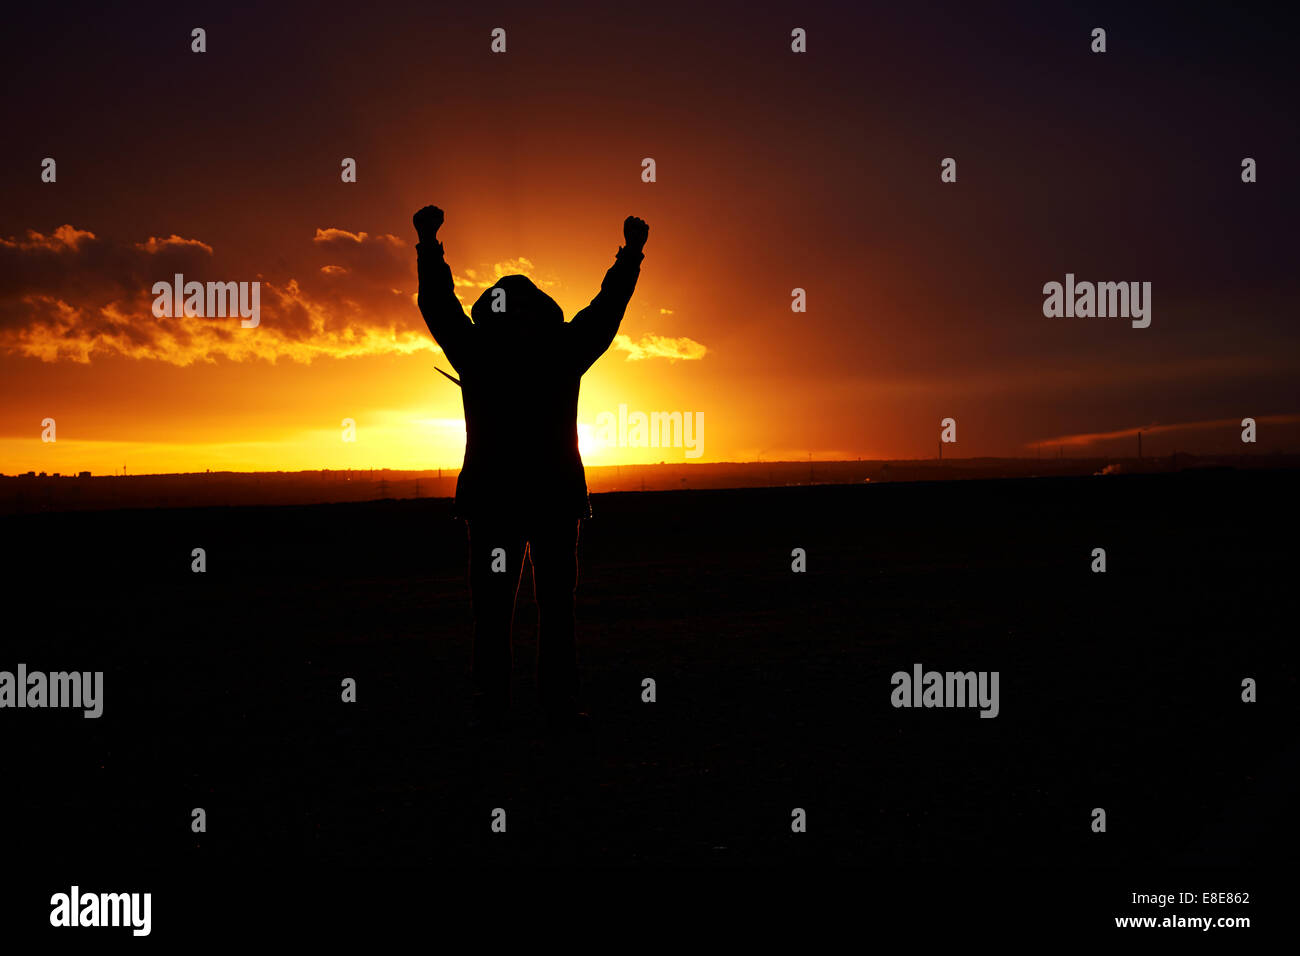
[414,205,648,731]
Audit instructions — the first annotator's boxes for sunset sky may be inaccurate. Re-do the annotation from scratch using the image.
[2,1,1296,475]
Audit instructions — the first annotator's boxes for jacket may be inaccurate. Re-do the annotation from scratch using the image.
[416,239,643,520]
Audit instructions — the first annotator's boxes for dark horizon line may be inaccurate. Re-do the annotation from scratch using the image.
[4,451,1297,482]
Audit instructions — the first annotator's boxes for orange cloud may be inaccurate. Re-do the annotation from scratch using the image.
[612,333,707,362]
[0,225,96,252]
[0,224,429,365]
[1028,413,1300,448]
[135,235,215,256]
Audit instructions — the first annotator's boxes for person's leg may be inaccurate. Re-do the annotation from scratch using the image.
[467,520,527,717]
[528,519,582,716]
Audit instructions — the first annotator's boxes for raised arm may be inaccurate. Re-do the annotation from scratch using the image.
[569,216,648,374]
[413,205,472,372]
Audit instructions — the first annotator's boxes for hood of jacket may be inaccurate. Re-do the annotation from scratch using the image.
[470,274,564,330]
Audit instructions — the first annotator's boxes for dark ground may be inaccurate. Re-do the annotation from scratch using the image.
[2,470,1294,875]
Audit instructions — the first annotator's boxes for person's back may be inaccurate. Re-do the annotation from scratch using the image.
[413,205,649,729]
[457,275,588,521]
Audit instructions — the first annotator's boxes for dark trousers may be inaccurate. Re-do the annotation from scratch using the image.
[467,518,581,713]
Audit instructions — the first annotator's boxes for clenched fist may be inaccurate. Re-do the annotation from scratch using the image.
[413,205,445,241]
[623,216,649,252]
